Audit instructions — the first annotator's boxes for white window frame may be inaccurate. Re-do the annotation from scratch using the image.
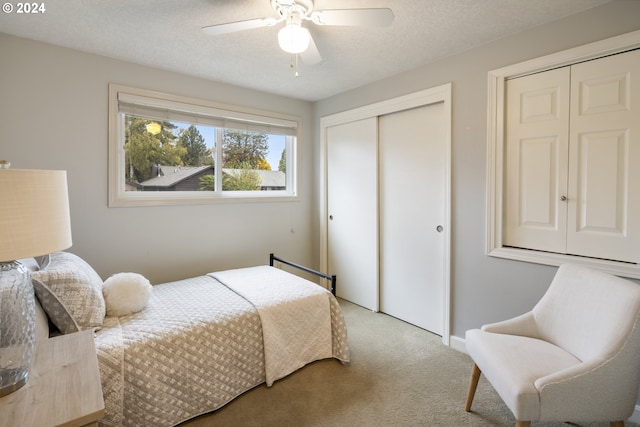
[486,29,640,279]
[108,84,300,207]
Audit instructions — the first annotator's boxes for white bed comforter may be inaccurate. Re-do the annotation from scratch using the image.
[210,266,333,386]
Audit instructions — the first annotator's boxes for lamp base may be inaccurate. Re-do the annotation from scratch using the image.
[0,260,35,398]
[0,368,28,397]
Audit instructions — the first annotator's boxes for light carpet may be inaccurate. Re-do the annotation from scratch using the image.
[180,299,638,427]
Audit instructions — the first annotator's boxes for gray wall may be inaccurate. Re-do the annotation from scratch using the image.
[0,33,315,284]
[313,0,640,339]
[2,1,640,345]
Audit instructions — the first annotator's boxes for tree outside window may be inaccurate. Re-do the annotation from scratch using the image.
[110,84,298,206]
[124,117,287,192]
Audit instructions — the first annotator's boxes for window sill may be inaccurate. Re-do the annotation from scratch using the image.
[108,191,298,207]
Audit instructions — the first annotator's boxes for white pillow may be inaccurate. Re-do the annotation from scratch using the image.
[103,272,152,316]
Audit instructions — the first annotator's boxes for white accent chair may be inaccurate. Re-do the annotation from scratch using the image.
[465,264,640,427]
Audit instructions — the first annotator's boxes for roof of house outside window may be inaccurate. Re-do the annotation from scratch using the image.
[140,165,213,188]
[138,165,285,190]
[223,169,285,188]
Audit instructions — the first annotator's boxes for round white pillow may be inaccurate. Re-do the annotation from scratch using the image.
[103,272,153,316]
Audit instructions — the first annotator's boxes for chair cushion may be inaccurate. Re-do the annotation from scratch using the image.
[466,328,580,421]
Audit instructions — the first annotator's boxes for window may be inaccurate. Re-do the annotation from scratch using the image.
[486,30,640,279]
[108,84,299,206]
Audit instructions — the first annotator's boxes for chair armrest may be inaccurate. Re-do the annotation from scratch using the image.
[481,311,540,338]
[533,357,638,420]
[535,359,603,390]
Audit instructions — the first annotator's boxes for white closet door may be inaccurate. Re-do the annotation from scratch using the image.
[327,118,379,310]
[378,102,446,335]
[504,67,571,253]
[567,49,640,263]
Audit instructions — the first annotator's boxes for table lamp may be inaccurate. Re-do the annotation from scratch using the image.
[0,162,72,397]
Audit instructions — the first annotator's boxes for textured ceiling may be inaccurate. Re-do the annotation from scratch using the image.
[0,0,611,101]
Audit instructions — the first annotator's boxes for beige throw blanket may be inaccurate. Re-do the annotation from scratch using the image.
[210,266,333,386]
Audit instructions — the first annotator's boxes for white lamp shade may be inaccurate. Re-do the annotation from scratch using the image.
[0,169,72,261]
[278,23,310,54]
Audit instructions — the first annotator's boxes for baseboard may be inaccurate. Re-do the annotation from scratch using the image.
[450,335,640,424]
[449,334,467,353]
[630,406,640,424]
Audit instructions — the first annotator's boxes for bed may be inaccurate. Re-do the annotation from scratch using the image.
[29,251,350,427]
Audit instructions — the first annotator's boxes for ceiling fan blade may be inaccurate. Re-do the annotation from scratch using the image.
[311,8,394,27]
[300,33,321,65]
[202,17,277,36]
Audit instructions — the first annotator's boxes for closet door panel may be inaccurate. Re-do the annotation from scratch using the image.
[567,49,640,262]
[504,67,570,253]
[327,118,379,310]
[379,102,446,334]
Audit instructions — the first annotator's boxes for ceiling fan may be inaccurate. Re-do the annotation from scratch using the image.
[202,0,394,65]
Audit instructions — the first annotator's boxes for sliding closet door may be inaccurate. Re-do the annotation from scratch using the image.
[379,102,446,334]
[326,117,378,311]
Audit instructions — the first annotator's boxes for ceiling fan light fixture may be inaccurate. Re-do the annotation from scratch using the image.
[278,22,310,54]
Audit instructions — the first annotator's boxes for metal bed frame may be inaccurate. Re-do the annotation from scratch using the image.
[269,253,337,296]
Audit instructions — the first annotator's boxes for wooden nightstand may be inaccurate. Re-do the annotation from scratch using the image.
[0,329,105,427]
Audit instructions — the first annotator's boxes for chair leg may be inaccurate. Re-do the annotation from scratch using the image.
[515,422,531,427]
[465,363,482,412]
[610,421,624,427]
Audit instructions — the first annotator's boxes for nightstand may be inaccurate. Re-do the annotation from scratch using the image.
[0,329,105,427]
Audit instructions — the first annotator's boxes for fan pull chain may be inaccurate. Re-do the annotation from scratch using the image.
[290,54,300,77]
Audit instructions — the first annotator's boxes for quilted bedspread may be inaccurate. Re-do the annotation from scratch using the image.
[94,268,350,427]
[210,266,333,386]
